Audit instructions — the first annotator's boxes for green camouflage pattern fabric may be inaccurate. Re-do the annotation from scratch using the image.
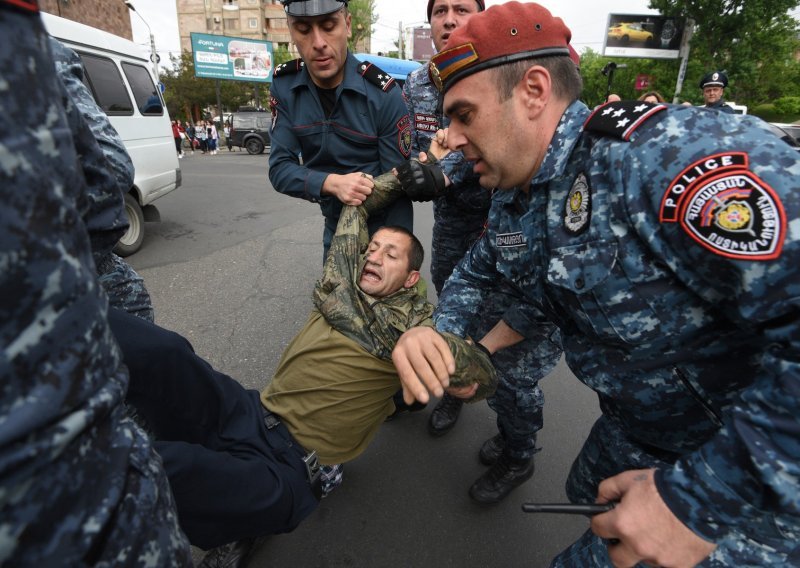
[312,165,496,398]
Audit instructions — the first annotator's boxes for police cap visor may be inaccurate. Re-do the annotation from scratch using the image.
[282,0,347,17]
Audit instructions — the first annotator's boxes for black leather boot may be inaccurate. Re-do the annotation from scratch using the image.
[427,393,464,437]
[469,453,534,504]
[478,433,505,466]
[199,538,255,568]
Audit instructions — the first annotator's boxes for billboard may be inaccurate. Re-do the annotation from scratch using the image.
[411,27,435,62]
[603,14,685,59]
[191,32,273,82]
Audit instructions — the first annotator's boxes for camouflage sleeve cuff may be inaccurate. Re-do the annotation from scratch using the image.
[438,331,498,402]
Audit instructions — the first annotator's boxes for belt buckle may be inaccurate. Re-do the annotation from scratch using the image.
[302,450,320,483]
[302,450,323,500]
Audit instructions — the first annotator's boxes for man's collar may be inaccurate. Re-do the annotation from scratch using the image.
[288,52,368,96]
[530,100,590,186]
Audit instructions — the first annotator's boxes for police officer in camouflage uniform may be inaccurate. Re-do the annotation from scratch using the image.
[51,37,155,322]
[394,2,800,566]
[402,0,562,505]
[269,0,413,261]
[0,2,190,564]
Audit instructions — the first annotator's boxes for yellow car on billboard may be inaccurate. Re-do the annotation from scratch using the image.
[607,22,654,44]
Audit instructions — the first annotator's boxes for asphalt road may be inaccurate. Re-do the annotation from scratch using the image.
[128,151,602,568]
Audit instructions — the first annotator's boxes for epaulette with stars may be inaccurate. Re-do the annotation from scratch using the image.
[273,58,305,78]
[357,61,396,92]
[583,100,667,141]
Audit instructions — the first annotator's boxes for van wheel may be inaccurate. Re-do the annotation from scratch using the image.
[245,138,264,155]
[114,193,145,257]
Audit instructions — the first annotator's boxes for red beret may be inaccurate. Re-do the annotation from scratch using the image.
[427,0,485,22]
[429,1,572,93]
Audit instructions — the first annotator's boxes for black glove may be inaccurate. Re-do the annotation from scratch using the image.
[396,158,447,202]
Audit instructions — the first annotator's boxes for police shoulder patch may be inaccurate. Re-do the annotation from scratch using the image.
[397,115,411,158]
[660,153,786,261]
[564,173,591,234]
[358,61,396,92]
[584,101,667,141]
[273,58,304,78]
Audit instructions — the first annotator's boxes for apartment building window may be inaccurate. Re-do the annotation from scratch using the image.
[224,18,239,30]
[248,18,258,29]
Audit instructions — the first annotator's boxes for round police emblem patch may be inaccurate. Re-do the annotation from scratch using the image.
[397,115,411,158]
[564,173,591,234]
[680,171,785,260]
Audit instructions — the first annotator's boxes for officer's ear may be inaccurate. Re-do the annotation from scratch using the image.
[344,10,352,38]
[519,65,552,118]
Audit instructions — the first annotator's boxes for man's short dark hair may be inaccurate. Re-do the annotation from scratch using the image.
[492,55,582,103]
[379,225,424,272]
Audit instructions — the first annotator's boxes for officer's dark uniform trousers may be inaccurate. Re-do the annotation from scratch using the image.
[108,308,319,549]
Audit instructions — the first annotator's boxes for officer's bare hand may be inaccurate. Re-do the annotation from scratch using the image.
[392,327,455,404]
[591,469,716,567]
[322,172,373,206]
[418,129,451,164]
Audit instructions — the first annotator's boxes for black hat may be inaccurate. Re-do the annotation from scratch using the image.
[282,0,347,17]
[700,71,728,89]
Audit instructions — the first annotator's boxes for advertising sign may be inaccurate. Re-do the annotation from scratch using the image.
[191,32,273,82]
[411,27,435,62]
[603,14,685,59]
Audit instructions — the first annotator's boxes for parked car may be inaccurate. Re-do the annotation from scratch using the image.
[607,22,654,45]
[768,122,800,149]
[42,12,182,256]
[229,109,271,155]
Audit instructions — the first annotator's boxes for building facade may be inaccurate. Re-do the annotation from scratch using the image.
[41,0,133,39]
[177,0,369,59]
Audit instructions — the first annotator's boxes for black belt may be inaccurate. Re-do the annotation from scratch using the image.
[261,406,322,501]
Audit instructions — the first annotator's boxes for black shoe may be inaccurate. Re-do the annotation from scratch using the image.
[385,390,427,421]
[469,453,534,504]
[427,393,463,437]
[478,433,505,466]
[199,538,255,568]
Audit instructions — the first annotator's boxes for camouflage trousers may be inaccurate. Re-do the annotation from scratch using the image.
[430,203,485,296]
[474,290,561,461]
[551,414,800,566]
[97,252,154,322]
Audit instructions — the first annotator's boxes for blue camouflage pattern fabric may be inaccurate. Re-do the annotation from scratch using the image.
[402,63,490,294]
[447,98,800,564]
[269,53,413,259]
[50,37,154,322]
[0,7,190,565]
[405,63,562,460]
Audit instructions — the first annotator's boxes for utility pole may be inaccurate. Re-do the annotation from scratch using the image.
[398,21,404,59]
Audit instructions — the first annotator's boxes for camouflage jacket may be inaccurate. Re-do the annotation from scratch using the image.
[312,168,496,401]
[403,63,491,218]
[438,99,800,543]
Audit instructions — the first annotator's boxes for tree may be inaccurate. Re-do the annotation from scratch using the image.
[647,0,800,106]
[348,0,378,51]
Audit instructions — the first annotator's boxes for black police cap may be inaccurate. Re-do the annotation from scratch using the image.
[282,0,348,17]
[700,71,728,89]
